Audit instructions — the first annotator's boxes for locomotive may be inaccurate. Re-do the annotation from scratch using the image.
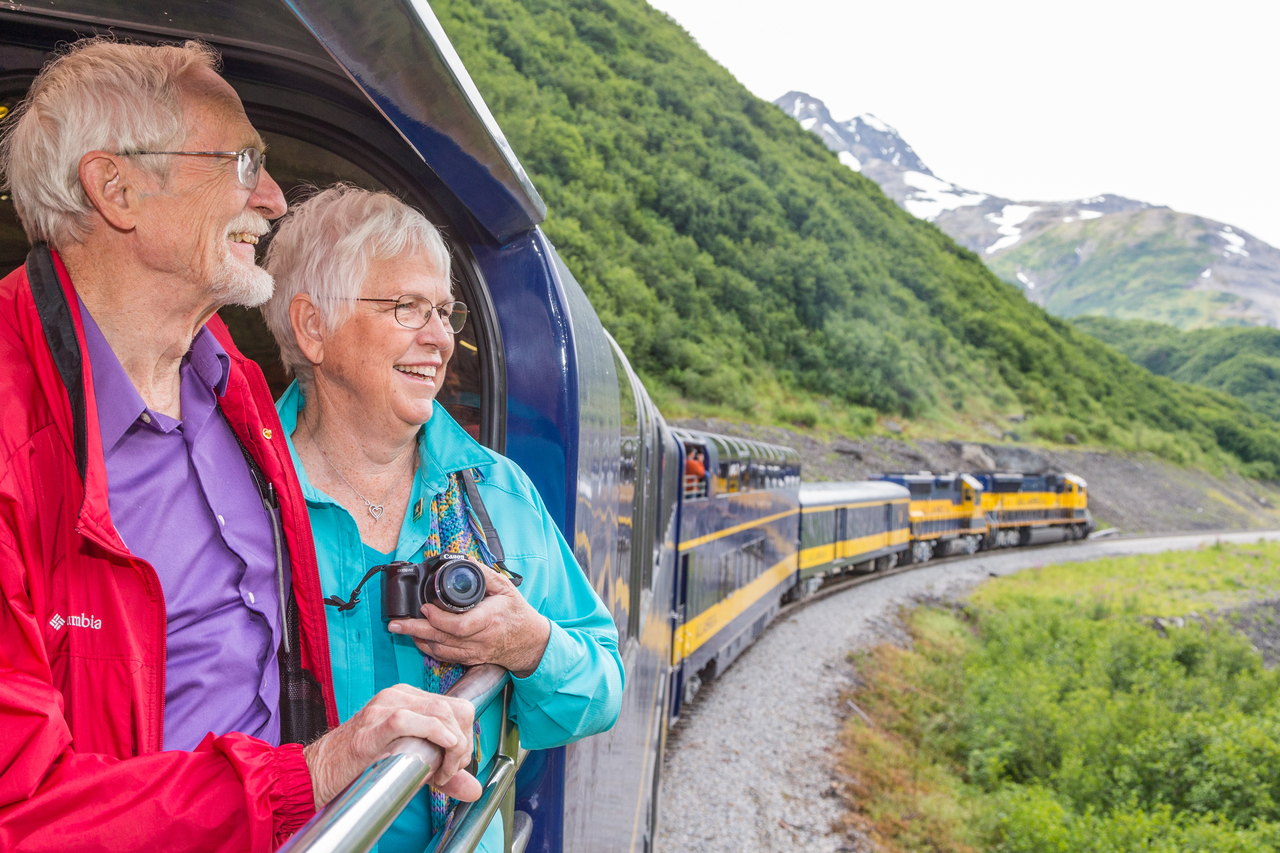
[0,4,1088,852]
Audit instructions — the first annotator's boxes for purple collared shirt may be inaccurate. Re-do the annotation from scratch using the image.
[79,299,286,750]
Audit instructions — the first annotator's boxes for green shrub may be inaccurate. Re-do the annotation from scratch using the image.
[844,548,1280,852]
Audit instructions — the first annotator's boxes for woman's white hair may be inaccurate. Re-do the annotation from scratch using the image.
[0,37,220,247]
[262,184,452,386]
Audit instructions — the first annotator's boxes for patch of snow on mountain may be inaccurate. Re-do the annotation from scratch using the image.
[901,171,987,220]
[984,204,1040,254]
[838,151,861,172]
[1201,268,1213,278]
[1219,227,1249,257]
[801,117,818,131]
[1016,271,1036,289]
[823,123,837,136]
[1078,210,1103,220]
[860,113,891,133]
[1080,195,1106,204]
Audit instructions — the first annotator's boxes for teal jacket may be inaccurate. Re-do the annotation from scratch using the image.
[277,382,624,852]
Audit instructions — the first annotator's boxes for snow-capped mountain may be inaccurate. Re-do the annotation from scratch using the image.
[775,91,1280,329]
[775,91,928,175]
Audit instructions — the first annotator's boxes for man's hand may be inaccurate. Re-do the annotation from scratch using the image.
[389,566,551,677]
[302,684,482,807]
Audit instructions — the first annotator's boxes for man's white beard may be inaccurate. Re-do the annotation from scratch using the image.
[212,211,274,307]
[211,243,274,308]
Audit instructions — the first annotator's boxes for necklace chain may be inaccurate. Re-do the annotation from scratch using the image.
[307,421,416,523]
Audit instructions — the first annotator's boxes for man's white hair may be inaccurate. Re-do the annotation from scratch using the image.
[0,37,221,248]
[262,184,452,386]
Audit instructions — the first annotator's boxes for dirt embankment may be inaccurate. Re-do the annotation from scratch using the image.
[673,418,1280,535]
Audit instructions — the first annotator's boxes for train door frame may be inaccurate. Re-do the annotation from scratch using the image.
[0,23,510,451]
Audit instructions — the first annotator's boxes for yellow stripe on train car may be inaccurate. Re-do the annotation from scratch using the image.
[672,555,796,664]
[677,508,800,551]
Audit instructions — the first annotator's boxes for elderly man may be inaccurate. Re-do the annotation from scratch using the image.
[0,38,479,851]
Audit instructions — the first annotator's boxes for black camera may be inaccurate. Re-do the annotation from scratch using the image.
[380,553,487,619]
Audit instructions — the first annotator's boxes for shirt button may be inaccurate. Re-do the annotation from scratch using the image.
[140,412,152,424]
[248,591,256,604]
[218,514,225,526]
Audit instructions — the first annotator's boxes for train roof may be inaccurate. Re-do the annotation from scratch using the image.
[8,0,546,242]
[799,481,910,508]
[670,427,801,465]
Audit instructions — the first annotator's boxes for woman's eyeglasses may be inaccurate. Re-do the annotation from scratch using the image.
[356,296,468,334]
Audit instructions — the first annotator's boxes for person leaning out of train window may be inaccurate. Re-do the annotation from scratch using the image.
[685,447,706,479]
[0,38,481,853]
[260,184,625,853]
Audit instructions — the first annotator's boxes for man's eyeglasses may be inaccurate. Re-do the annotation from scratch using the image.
[117,146,264,190]
[356,296,468,334]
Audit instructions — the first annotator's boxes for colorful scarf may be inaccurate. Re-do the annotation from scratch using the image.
[421,471,489,837]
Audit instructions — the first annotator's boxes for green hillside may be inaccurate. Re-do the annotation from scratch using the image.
[433,0,1280,477]
[1075,316,1280,422]
[988,209,1253,329]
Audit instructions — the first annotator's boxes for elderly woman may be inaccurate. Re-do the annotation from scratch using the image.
[261,185,623,853]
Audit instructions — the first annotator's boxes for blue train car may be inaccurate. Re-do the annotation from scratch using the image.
[667,428,801,719]
[0,3,676,852]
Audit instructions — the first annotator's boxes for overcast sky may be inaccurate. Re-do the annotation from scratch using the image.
[646,0,1279,247]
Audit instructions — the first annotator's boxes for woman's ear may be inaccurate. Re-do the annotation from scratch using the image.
[290,294,325,368]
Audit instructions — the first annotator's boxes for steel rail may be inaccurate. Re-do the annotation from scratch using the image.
[279,664,509,853]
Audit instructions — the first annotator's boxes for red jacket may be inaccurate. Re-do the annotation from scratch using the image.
[0,248,339,851]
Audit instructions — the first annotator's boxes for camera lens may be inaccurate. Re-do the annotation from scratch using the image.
[444,567,478,599]
[430,559,486,612]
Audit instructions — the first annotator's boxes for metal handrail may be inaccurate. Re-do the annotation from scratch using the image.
[279,664,512,853]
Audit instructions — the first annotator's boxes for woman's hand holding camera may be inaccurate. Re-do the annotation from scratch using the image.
[389,565,551,678]
[302,685,481,807]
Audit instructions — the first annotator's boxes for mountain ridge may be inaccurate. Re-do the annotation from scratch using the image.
[776,90,1280,329]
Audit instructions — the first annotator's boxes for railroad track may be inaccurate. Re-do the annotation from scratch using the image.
[778,531,1090,620]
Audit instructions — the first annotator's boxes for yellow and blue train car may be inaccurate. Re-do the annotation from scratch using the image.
[974,472,1094,545]
[796,482,911,594]
[880,472,989,562]
[668,428,801,717]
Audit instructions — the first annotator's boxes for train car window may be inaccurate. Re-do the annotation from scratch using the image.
[683,443,709,500]
[802,509,835,549]
[613,348,638,642]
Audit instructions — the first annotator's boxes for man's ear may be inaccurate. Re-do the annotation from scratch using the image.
[290,294,325,368]
[78,152,139,233]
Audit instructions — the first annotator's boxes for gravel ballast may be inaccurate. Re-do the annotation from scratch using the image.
[657,530,1280,853]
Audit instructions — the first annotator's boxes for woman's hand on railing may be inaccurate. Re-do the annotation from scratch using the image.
[302,684,483,807]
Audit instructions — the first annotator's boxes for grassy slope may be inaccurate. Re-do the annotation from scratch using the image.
[1076,316,1280,422]
[987,209,1243,328]
[841,544,1280,853]
[433,0,1280,475]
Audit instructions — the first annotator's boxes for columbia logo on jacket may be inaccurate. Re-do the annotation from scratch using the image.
[49,613,103,630]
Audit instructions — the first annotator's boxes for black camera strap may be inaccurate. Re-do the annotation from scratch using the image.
[460,469,522,587]
[324,469,521,612]
[323,565,386,611]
